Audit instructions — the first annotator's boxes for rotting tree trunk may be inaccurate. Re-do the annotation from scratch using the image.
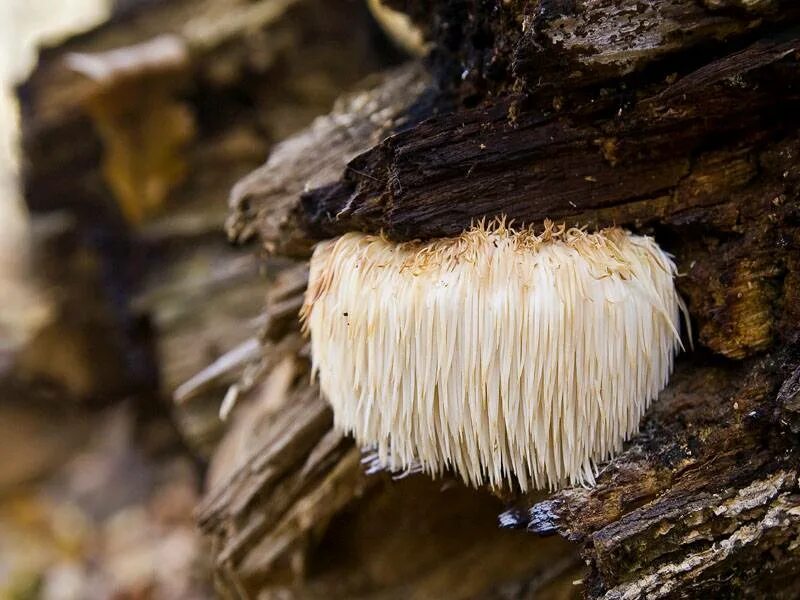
[216,1,800,598]
[16,0,800,598]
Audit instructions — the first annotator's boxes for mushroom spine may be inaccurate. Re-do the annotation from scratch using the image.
[301,220,686,491]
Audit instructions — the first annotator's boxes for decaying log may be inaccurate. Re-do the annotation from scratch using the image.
[18,0,800,596]
[223,1,800,597]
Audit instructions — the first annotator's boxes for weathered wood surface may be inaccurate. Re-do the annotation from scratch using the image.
[227,1,800,598]
[386,0,797,98]
[300,31,800,242]
[501,346,800,598]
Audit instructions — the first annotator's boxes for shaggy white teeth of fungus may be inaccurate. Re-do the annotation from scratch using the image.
[301,220,686,491]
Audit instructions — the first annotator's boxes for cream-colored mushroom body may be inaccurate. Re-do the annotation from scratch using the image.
[301,221,685,491]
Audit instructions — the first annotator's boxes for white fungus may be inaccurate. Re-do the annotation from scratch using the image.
[301,219,686,491]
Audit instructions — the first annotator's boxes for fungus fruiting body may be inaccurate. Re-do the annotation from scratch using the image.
[301,221,685,491]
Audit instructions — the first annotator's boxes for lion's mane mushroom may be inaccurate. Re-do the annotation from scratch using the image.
[301,220,686,491]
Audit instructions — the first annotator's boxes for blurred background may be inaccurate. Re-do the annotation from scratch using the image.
[0,3,210,598]
[0,0,108,369]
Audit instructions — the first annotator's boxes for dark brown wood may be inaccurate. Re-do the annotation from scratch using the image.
[300,31,800,242]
